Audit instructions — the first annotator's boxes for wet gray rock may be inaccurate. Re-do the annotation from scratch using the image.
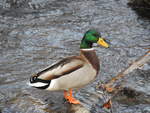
[112,63,150,113]
[142,107,150,113]
[67,104,90,113]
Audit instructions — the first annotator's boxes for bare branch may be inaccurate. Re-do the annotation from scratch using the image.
[104,50,150,92]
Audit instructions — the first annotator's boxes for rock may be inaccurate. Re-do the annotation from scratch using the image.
[113,67,150,113]
[128,0,150,6]
[114,68,150,103]
[142,106,150,113]
[67,104,90,113]
[128,0,150,18]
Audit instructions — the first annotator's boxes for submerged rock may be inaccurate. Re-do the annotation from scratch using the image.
[113,67,150,112]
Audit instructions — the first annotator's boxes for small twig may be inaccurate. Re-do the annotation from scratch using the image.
[95,44,150,50]
[110,45,150,49]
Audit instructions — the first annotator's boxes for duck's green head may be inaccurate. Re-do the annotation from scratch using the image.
[80,30,109,49]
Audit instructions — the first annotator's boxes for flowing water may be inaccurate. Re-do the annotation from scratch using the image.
[0,0,150,113]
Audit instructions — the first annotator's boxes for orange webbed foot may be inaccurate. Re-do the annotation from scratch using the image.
[64,89,80,104]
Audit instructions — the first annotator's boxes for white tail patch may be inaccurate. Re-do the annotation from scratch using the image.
[28,82,48,87]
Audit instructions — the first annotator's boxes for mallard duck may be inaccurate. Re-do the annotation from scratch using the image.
[29,29,109,104]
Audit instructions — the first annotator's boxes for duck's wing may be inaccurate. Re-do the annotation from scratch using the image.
[36,56,84,80]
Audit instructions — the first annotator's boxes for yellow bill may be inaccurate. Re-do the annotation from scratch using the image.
[97,38,109,48]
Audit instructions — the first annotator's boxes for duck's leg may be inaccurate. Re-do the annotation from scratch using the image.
[64,89,80,104]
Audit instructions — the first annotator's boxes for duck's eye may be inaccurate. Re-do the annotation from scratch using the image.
[93,33,100,37]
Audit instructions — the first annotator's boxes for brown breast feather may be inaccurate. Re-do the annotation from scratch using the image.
[80,49,100,73]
